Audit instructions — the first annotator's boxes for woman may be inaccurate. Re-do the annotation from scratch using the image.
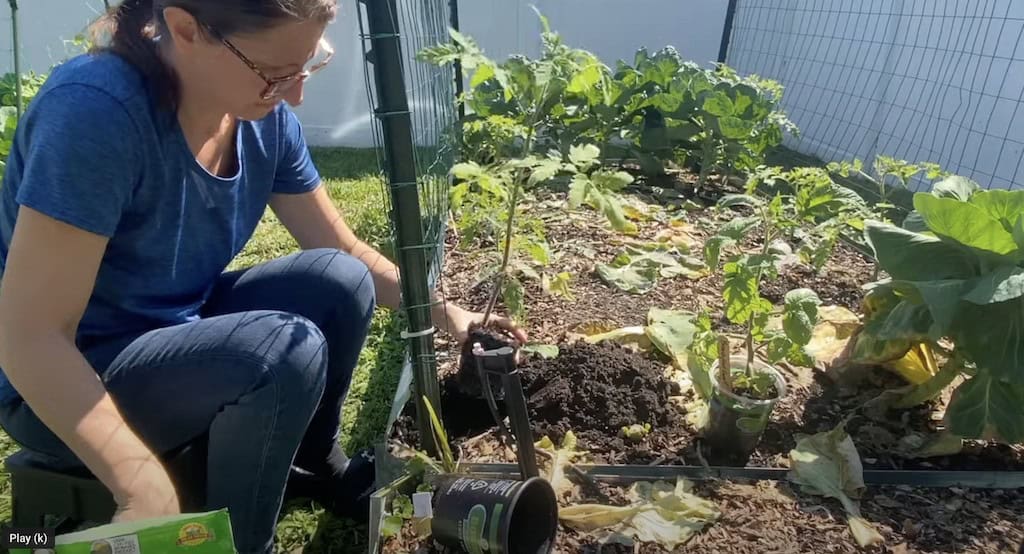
[0,1,525,552]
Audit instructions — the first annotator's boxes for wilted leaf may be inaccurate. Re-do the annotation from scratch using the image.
[788,422,884,548]
[522,344,560,359]
[536,431,585,499]
[596,263,658,294]
[896,431,964,459]
[804,306,861,372]
[576,324,652,352]
[645,309,703,396]
[560,478,719,550]
[718,194,762,209]
[654,224,701,252]
[569,174,589,208]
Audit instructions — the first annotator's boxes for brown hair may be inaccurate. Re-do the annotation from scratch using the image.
[89,0,337,109]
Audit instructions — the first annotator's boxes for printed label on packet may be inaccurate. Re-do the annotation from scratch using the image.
[88,534,140,554]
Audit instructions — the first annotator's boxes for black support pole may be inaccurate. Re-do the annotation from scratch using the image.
[718,0,740,65]
[361,0,443,457]
[448,0,465,122]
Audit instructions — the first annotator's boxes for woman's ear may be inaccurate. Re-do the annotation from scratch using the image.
[161,6,206,50]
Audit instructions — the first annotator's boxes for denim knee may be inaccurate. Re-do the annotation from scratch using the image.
[242,311,329,414]
[304,248,376,330]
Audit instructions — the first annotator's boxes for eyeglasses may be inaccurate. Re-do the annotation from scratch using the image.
[216,31,334,100]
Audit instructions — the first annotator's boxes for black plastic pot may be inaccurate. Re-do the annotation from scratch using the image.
[701,355,788,466]
[431,475,557,554]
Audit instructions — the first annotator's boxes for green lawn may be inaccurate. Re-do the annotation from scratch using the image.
[0,147,407,554]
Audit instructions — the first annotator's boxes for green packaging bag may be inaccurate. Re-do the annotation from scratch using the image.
[11,510,236,554]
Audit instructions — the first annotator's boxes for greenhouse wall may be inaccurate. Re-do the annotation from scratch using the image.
[2,0,730,148]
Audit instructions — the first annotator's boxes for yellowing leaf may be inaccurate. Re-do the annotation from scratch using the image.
[535,431,585,499]
[804,306,861,372]
[788,422,884,548]
[560,504,642,531]
[882,342,938,385]
[654,225,701,252]
[572,324,653,352]
[559,478,719,550]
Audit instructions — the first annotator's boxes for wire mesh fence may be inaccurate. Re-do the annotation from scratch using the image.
[725,0,1024,191]
[356,0,459,452]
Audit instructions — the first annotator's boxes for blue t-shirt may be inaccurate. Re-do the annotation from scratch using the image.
[0,52,322,404]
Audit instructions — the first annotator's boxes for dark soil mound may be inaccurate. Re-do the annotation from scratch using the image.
[519,341,679,446]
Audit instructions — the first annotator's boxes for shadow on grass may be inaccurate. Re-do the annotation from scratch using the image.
[343,310,408,454]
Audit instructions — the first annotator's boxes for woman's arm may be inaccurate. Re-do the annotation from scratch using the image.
[270,186,527,345]
[0,207,179,518]
[269,185,407,312]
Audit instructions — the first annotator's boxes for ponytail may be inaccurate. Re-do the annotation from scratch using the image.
[90,0,181,110]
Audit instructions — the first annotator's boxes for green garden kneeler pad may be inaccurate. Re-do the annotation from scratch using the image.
[11,510,236,554]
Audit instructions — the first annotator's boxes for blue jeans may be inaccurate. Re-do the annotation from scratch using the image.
[0,249,376,554]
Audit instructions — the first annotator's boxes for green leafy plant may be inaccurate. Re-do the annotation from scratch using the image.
[861,176,1024,444]
[827,156,949,221]
[595,241,705,294]
[420,10,614,162]
[423,21,640,325]
[703,192,823,397]
[0,71,47,109]
[0,106,16,172]
[689,67,795,189]
[744,165,869,272]
[1,71,49,171]
[449,144,636,322]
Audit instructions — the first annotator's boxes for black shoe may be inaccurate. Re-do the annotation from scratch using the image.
[285,448,377,524]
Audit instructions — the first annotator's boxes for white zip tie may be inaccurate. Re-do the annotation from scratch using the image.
[400,326,436,339]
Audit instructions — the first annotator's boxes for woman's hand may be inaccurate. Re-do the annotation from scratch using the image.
[111,458,181,523]
[432,302,528,348]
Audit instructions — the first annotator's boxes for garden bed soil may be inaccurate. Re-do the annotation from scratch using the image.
[394,341,1024,472]
[382,478,1024,554]
[400,171,1024,471]
[384,171,1024,551]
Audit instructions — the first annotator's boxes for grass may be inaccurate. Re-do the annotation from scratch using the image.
[0,147,409,554]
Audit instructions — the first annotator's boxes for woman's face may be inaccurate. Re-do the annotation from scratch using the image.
[165,8,330,120]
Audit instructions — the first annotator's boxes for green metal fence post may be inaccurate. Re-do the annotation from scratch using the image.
[360,0,443,456]
[9,0,22,118]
